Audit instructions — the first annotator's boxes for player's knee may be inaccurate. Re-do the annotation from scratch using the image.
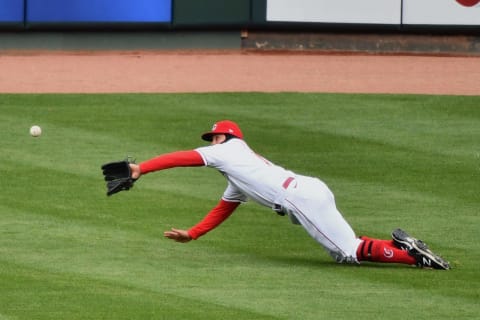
[287,212,301,225]
[329,251,358,264]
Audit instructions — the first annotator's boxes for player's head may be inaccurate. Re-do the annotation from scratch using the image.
[201,120,243,142]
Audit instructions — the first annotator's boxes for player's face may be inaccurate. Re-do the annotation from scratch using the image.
[211,134,226,145]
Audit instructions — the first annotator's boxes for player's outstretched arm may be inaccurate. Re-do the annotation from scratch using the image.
[140,150,204,174]
[164,200,240,244]
[129,150,204,181]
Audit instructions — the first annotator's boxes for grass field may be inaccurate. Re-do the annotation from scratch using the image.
[0,93,479,319]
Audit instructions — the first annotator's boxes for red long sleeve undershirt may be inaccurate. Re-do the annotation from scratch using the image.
[138,150,241,240]
[139,150,205,174]
[188,199,241,239]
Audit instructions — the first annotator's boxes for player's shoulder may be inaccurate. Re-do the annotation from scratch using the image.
[226,137,246,145]
[225,138,252,150]
[196,138,248,155]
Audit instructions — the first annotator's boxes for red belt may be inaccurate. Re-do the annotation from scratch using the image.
[282,177,296,189]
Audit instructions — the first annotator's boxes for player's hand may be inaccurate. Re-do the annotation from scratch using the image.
[129,163,141,180]
[164,228,192,243]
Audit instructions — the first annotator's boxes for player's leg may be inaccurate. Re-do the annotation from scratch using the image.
[356,235,416,265]
[357,230,450,269]
[284,176,361,263]
[288,197,416,265]
[285,176,428,267]
[284,176,450,269]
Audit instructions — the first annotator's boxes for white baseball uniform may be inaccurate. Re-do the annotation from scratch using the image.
[195,138,362,263]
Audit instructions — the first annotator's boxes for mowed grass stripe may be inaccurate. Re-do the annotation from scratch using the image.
[1,261,280,320]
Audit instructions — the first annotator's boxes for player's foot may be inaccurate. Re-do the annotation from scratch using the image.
[391,228,450,270]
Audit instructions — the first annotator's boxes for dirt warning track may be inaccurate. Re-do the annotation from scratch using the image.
[0,51,479,95]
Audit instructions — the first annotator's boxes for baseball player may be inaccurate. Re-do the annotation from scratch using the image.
[106,120,449,269]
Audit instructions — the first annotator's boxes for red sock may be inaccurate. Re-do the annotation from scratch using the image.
[356,236,416,265]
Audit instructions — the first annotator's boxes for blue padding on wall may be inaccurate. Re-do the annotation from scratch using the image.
[27,0,171,22]
[0,0,24,22]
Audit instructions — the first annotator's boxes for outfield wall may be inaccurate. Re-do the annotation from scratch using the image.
[0,0,479,31]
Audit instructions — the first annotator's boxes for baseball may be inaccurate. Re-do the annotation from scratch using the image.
[30,125,42,137]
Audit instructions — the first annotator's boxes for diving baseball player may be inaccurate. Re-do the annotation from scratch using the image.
[101,120,450,269]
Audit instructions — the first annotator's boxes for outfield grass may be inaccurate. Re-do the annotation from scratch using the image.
[0,93,479,319]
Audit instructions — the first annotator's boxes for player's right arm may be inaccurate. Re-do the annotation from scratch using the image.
[163,199,240,242]
[187,199,241,239]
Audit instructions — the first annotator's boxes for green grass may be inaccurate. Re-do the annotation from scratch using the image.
[0,93,479,319]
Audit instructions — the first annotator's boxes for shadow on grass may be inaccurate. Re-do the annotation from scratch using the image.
[265,254,419,270]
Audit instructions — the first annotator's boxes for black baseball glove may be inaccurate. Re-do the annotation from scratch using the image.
[101,160,137,196]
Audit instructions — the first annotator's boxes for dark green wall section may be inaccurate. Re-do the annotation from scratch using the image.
[250,0,267,26]
[173,0,250,27]
[0,31,241,50]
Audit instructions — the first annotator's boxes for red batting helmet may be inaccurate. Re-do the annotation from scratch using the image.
[201,120,244,141]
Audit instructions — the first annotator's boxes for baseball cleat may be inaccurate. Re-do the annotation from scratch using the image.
[391,228,450,270]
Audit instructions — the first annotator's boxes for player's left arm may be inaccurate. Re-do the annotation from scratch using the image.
[130,150,205,179]
[164,199,240,243]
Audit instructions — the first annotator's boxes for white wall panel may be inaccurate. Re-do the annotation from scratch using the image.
[267,0,401,24]
[403,0,480,25]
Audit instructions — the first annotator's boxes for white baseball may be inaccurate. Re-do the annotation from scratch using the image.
[30,125,42,137]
